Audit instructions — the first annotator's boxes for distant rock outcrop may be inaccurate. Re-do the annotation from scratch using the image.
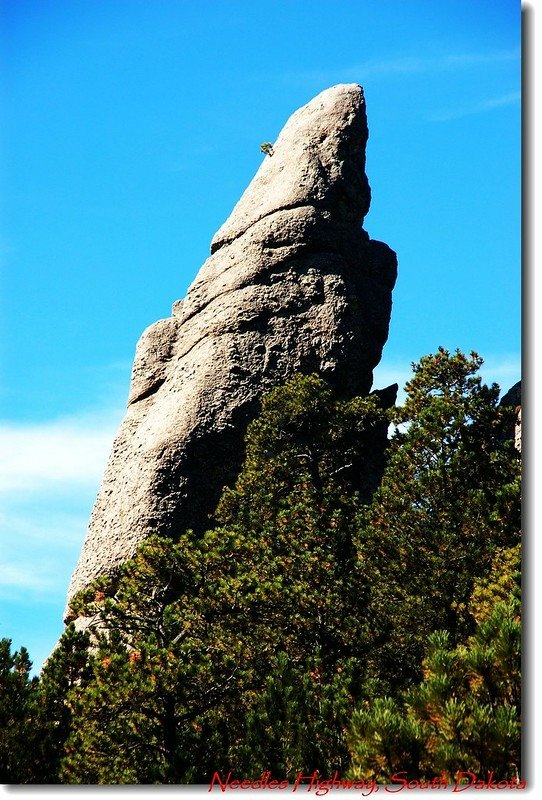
[66,84,398,611]
[500,380,521,453]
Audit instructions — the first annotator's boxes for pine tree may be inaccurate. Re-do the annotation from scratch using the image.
[57,358,520,783]
[0,626,92,783]
[29,624,92,782]
[354,348,521,695]
[0,640,36,782]
[61,375,390,783]
[347,544,521,782]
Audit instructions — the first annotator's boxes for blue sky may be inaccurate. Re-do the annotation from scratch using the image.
[1,1,522,673]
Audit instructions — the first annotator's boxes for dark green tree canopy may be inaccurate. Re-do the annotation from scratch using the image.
[347,545,521,782]
[2,352,521,784]
[355,348,520,694]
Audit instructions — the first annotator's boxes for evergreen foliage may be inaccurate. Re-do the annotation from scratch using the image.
[0,626,92,783]
[33,624,92,782]
[1,351,521,784]
[60,375,388,782]
[347,545,521,781]
[0,640,37,782]
[354,348,520,694]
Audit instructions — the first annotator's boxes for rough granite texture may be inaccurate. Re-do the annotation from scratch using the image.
[66,83,398,613]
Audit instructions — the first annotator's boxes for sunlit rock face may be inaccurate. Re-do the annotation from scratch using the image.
[66,83,397,612]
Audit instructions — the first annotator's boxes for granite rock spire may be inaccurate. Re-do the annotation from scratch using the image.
[66,84,397,610]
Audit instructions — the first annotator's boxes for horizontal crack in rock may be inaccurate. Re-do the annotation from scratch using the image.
[210,201,325,254]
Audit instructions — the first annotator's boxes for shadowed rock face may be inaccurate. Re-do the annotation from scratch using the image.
[500,381,521,453]
[66,83,397,612]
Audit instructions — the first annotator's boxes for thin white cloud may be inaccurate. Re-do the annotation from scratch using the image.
[281,48,520,85]
[0,562,57,594]
[358,49,519,78]
[0,358,130,660]
[430,91,520,122]
[478,355,521,392]
[0,405,123,605]
[0,408,121,493]
[0,488,99,603]
[0,505,91,548]
[438,50,520,68]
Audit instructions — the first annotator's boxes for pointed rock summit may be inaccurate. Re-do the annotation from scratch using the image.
[66,84,397,610]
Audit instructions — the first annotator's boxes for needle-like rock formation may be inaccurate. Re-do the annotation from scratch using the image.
[66,83,397,610]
